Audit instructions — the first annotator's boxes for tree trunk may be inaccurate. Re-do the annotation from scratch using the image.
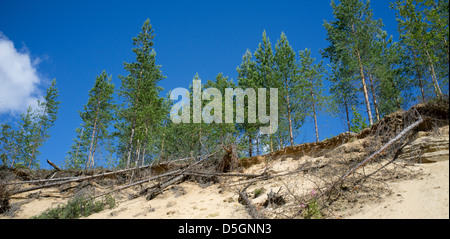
[424,44,442,98]
[310,84,319,143]
[141,125,149,166]
[352,24,373,126]
[160,120,167,160]
[135,139,141,167]
[90,124,100,169]
[74,127,84,166]
[248,135,253,157]
[86,100,101,170]
[356,53,373,125]
[256,134,260,155]
[126,126,135,168]
[278,131,283,149]
[127,68,144,168]
[368,74,380,122]
[285,79,294,146]
[29,105,47,168]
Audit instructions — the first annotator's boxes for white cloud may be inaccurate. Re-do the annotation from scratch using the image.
[0,33,44,115]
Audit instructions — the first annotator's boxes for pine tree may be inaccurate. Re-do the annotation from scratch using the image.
[65,72,115,169]
[203,73,238,148]
[254,31,281,151]
[323,0,384,126]
[274,32,300,146]
[237,49,260,156]
[5,80,62,169]
[117,19,166,168]
[370,32,410,116]
[391,0,446,99]
[0,123,15,166]
[329,62,359,132]
[350,106,368,133]
[12,107,37,168]
[298,49,329,142]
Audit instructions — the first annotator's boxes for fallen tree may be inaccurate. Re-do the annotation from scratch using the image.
[318,116,424,199]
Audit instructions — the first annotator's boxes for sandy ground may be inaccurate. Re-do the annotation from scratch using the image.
[346,159,449,219]
[86,158,449,219]
[2,139,448,219]
[86,181,249,219]
[2,158,448,219]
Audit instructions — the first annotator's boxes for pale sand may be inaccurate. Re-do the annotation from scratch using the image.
[2,155,448,219]
[86,181,249,219]
[347,159,449,219]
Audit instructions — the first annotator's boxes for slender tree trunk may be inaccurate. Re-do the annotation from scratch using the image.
[269,126,274,153]
[126,68,144,168]
[74,127,84,167]
[352,24,373,126]
[10,143,19,167]
[270,136,273,153]
[141,145,146,167]
[248,135,253,157]
[90,127,100,169]
[310,83,320,143]
[285,79,294,146]
[126,125,135,168]
[424,44,442,98]
[443,36,449,63]
[134,139,141,167]
[141,124,149,166]
[368,74,380,122]
[356,51,373,125]
[160,120,167,160]
[278,130,283,149]
[198,124,202,157]
[87,100,101,170]
[256,134,260,155]
[29,105,47,168]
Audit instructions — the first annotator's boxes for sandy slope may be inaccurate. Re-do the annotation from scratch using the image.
[346,159,449,219]
[85,159,449,219]
[86,181,249,219]
[2,157,448,219]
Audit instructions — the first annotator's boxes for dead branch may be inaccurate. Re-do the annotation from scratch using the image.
[145,175,185,200]
[93,169,183,199]
[318,117,424,199]
[94,151,219,199]
[181,171,263,178]
[238,183,266,219]
[2,155,200,186]
[47,159,61,171]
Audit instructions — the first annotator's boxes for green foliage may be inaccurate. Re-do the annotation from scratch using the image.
[65,71,116,170]
[301,198,323,219]
[0,80,60,169]
[350,106,368,133]
[323,0,385,126]
[253,188,265,198]
[298,48,330,142]
[328,62,358,132]
[116,19,166,168]
[391,0,448,98]
[32,195,115,219]
[274,32,303,146]
[29,79,61,168]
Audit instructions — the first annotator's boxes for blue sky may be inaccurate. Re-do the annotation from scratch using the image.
[0,0,400,169]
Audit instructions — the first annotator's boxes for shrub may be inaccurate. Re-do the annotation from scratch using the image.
[32,195,115,219]
[253,188,265,198]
